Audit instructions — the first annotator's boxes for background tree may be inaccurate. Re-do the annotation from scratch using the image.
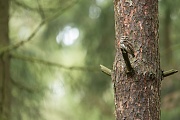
[0,0,11,120]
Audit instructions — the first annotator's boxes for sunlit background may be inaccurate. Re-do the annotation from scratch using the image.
[5,0,180,119]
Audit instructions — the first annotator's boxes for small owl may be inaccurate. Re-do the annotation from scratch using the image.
[120,36,135,57]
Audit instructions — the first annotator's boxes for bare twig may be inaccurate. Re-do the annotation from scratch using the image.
[36,0,45,19]
[12,0,78,13]
[0,21,44,55]
[100,64,111,76]
[11,53,98,72]
[0,0,78,55]
[13,0,39,12]
[162,69,178,77]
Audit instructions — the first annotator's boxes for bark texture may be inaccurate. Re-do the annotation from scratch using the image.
[112,0,161,119]
[0,0,11,120]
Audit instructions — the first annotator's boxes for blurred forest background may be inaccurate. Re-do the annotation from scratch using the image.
[0,0,180,119]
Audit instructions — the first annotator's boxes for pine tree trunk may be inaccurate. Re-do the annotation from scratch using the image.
[0,0,11,120]
[112,0,161,119]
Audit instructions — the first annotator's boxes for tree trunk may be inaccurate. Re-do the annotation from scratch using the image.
[0,0,11,120]
[112,0,161,120]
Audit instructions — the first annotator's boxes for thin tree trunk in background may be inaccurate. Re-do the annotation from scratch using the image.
[0,0,11,120]
[164,7,172,64]
[112,0,161,119]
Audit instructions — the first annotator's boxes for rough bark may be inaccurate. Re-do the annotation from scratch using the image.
[112,0,161,120]
[0,0,11,120]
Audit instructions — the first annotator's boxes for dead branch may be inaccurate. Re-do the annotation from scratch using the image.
[11,53,98,72]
